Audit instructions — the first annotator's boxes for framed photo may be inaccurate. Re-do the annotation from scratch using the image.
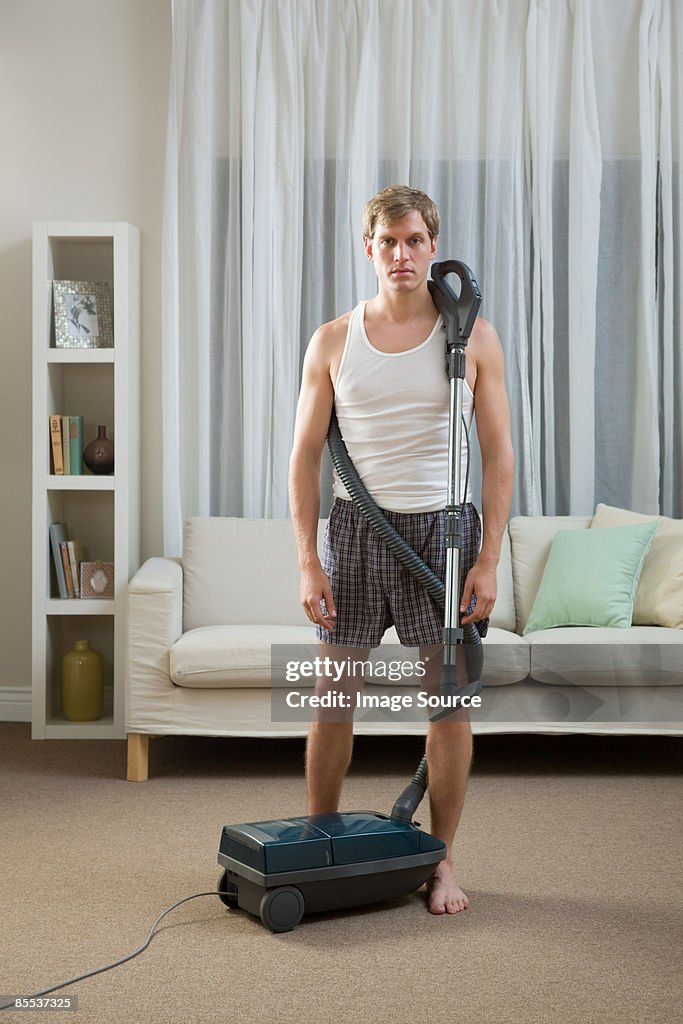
[52,280,113,349]
[80,561,115,599]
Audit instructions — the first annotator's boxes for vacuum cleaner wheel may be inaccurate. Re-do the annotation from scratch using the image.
[259,886,305,933]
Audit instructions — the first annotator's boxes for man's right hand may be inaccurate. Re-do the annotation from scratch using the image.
[300,566,337,631]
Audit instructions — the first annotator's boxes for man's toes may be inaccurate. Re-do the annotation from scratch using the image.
[445,894,468,914]
[427,875,469,914]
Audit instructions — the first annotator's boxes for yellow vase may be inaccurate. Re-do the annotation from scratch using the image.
[61,640,104,721]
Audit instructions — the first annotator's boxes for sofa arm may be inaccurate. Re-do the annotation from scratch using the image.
[126,557,183,721]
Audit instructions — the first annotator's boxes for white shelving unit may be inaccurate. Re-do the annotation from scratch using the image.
[32,222,140,739]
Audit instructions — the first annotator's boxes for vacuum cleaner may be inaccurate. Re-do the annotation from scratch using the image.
[217,261,485,932]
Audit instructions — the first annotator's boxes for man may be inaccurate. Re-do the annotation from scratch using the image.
[288,185,514,915]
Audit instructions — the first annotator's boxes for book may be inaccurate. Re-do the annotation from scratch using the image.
[69,416,84,475]
[48,523,69,598]
[49,416,63,475]
[67,539,85,597]
[59,541,74,598]
[61,417,71,475]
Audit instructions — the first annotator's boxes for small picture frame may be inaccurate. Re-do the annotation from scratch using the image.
[52,280,113,349]
[80,561,115,599]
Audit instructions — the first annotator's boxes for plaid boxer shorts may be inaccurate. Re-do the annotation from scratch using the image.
[315,498,490,648]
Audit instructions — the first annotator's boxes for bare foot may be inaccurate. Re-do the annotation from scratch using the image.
[426,861,469,914]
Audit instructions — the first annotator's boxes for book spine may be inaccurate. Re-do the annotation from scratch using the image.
[59,541,74,598]
[48,523,68,599]
[49,416,63,475]
[67,540,80,598]
[61,417,71,475]
[69,416,84,475]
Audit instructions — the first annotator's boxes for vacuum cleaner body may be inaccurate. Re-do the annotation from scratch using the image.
[218,811,446,931]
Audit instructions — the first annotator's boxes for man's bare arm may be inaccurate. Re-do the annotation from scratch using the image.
[288,323,338,630]
[460,319,515,623]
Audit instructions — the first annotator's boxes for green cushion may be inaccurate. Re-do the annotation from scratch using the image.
[523,521,658,634]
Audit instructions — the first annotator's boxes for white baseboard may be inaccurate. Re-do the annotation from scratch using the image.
[0,687,32,722]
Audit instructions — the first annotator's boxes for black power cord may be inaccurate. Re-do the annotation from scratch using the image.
[0,891,222,1011]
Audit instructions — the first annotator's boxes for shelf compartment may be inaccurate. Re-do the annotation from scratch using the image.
[47,490,114,600]
[45,616,114,724]
[45,236,115,355]
[46,361,114,477]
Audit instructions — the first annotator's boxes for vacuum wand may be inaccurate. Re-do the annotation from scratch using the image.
[428,261,482,721]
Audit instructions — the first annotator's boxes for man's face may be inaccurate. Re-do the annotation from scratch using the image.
[365,210,437,293]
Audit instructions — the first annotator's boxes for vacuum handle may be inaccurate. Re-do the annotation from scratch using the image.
[429,260,482,343]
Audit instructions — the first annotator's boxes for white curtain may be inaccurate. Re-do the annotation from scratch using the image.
[162,0,682,556]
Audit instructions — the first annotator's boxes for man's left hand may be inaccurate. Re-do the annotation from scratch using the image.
[460,560,497,624]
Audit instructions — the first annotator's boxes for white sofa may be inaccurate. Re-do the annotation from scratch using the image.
[125,515,683,780]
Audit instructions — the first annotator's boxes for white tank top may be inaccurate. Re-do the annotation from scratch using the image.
[332,301,474,512]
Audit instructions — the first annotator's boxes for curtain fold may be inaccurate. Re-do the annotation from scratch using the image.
[567,0,601,514]
[162,0,681,556]
[634,0,662,512]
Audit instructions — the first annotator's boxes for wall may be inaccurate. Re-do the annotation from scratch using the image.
[0,0,171,710]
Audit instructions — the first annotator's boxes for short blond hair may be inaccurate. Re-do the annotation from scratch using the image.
[362,185,440,241]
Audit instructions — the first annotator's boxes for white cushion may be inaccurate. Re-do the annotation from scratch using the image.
[508,516,592,633]
[525,625,683,686]
[170,622,529,691]
[182,516,517,634]
[171,624,317,688]
[590,503,683,629]
[479,627,530,685]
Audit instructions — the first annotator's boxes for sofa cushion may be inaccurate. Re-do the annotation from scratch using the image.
[478,627,530,686]
[171,625,317,688]
[508,516,592,633]
[171,624,409,689]
[590,504,683,629]
[183,516,517,634]
[523,521,658,633]
[170,623,529,691]
[182,518,327,631]
[525,626,683,687]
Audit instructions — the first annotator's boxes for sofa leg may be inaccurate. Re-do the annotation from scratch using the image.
[127,733,150,782]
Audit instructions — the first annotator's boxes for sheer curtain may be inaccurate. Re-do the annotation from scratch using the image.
[162,0,681,555]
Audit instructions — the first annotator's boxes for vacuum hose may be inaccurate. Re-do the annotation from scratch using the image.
[326,410,483,663]
[328,412,447,602]
[326,409,484,822]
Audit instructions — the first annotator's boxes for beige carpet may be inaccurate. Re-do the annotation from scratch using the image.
[1,724,681,1024]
